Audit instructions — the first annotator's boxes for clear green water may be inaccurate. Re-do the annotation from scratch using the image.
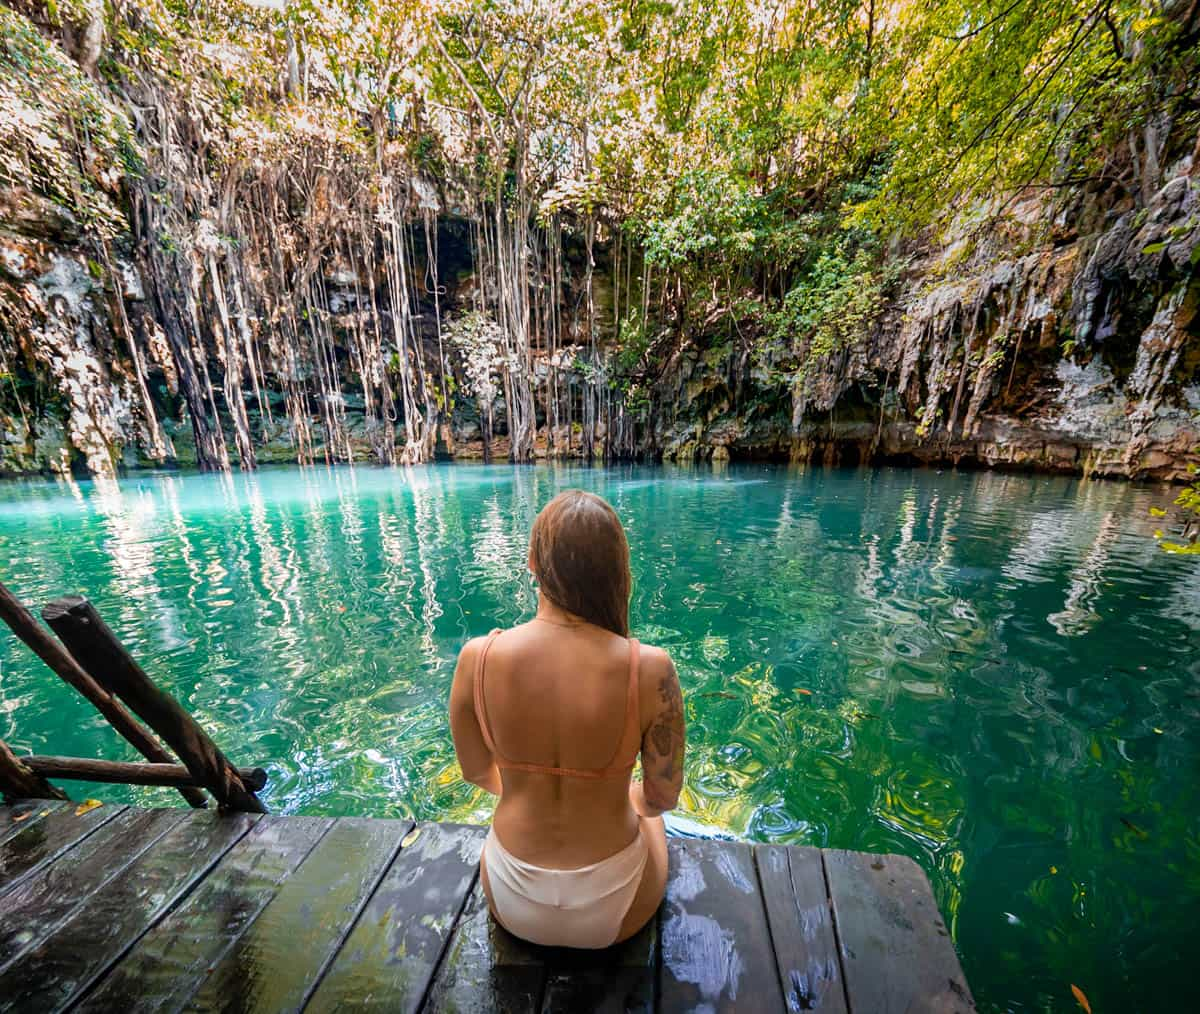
[0,463,1197,1010]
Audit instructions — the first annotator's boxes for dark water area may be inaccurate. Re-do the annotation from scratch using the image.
[0,463,1196,1011]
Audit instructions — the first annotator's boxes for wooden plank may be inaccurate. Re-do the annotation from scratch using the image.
[0,807,186,971]
[19,755,268,791]
[185,816,407,1012]
[421,880,547,1014]
[0,579,206,808]
[0,807,257,1012]
[824,850,976,1014]
[755,844,847,1014]
[0,800,67,846]
[74,814,331,1014]
[0,800,123,898]
[659,838,785,1013]
[539,912,657,1014]
[43,596,263,812]
[307,823,486,1014]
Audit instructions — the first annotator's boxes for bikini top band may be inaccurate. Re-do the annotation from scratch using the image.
[473,628,640,779]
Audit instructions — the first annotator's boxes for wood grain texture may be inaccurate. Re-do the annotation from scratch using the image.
[0,799,122,898]
[0,806,977,1014]
[77,814,331,1014]
[422,882,547,1014]
[0,807,185,972]
[659,838,785,1013]
[824,850,976,1014]
[19,756,268,791]
[307,823,485,1014]
[0,580,206,809]
[540,912,657,1014]
[0,808,256,1012]
[755,844,847,1014]
[185,816,406,1013]
[0,799,65,846]
[0,737,67,801]
[42,596,263,813]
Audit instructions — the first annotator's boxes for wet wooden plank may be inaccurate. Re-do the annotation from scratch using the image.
[77,814,332,1014]
[0,807,186,971]
[539,913,657,1014]
[755,844,847,1014]
[824,850,975,1014]
[185,816,406,1012]
[659,838,785,1013]
[0,800,123,898]
[307,823,485,1014]
[0,800,66,846]
[422,880,547,1014]
[0,808,257,1012]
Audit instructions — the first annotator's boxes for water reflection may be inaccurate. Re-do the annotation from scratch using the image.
[0,464,1197,1011]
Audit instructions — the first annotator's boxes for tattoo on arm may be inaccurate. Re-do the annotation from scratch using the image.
[643,664,685,808]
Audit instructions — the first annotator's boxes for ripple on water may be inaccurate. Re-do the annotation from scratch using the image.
[0,463,1197,1011]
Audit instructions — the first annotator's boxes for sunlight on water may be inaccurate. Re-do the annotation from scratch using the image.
[0,463,1197,1011]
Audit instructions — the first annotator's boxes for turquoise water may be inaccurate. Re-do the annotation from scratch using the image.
[0,463,1196,1010]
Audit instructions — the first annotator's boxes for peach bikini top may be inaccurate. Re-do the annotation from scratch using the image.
[473,628,641,779]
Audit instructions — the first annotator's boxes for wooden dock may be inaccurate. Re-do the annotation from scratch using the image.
[0,799,974,1013]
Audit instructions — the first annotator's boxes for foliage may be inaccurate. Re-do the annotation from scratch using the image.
[795,247,881,356]
[9,0,1196,287]
[443,310,503,406]
[1154,459,1200,553]
[1,0,1196,469]
[0,4,137,233]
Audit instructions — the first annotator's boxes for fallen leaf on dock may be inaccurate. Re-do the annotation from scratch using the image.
[401,827,421,848]
[796,688,813,696]
[1070,983,1092,1013]
[75,799,102,816]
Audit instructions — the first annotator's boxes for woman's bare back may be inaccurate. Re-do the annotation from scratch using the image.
[451,617,681,868]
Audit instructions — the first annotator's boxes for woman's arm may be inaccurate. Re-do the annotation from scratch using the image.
[448,638,502,796]
[632,646,685,818]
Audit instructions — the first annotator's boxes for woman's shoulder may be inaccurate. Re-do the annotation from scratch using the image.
[634,641,677,695]
[634,640,674,672]
[633,641,679,731]
[456,629,502,672]
[457,624,532,665]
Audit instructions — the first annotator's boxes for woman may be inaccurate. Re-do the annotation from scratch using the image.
[449,489,685,948]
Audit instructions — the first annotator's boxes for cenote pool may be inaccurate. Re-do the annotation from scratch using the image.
[0,463,1196,1011]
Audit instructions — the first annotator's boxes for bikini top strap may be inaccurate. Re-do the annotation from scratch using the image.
[473,629,503,756]
[620,637,642,763]
[592,636,640,775]
[475,632,641,779]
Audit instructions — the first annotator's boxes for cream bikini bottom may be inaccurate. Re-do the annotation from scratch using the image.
[482,825,649,949]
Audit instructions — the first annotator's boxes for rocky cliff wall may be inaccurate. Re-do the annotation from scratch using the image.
[3,161,1198,481]
[653,161,1200,481]
[2,0,1197,483]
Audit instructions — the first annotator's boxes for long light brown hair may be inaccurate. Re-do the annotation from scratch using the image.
[529,490,631,637]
